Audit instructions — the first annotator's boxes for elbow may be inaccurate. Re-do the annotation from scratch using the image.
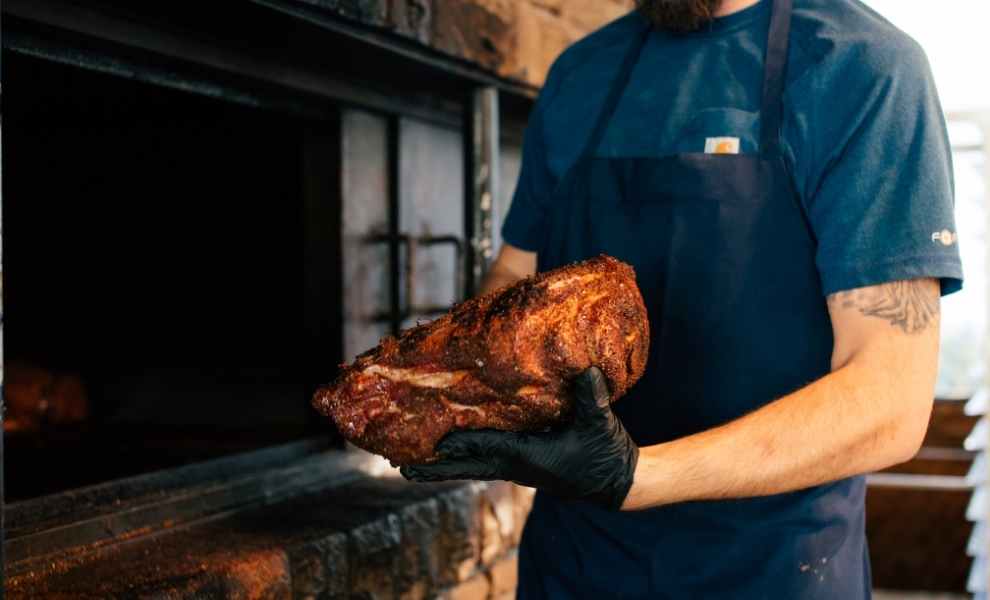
[886,395,934,466]
[888,423,926,466]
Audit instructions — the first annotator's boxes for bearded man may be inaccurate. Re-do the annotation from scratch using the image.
[402,1,962,597]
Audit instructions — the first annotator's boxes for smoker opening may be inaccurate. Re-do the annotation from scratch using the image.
[3,51,343,501]
[0,1,538,594]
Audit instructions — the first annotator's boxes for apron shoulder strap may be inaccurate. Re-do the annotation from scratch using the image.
[759,0,793,156]
[577,24,652,161]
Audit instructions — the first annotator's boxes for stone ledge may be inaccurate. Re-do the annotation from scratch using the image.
[7,461,534,599]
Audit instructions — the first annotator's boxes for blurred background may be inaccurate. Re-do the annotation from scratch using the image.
[860,2,989,598]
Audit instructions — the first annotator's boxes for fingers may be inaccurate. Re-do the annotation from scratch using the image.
[401,430,518,483]
[572,366,612,422]
[401,456,502,482]
[436,429,514,459]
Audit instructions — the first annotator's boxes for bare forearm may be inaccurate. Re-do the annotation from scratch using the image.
[623,361,929,509]
[479,268,524,295]
[478,245,537,295]
[623,279,940,511]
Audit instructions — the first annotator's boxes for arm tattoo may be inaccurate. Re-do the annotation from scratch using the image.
[827,280,940,335]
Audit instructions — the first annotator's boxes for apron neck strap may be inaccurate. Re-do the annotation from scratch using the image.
[759,0,793,155]
[577,25,651,162]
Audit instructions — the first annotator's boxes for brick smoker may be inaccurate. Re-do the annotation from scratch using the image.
[1,0,627,597]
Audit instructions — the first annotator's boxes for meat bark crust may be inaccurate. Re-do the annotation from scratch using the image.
[312,255,650,465]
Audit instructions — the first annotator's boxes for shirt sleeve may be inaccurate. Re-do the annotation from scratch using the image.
[501,74,560,252]
[790,36,963,297]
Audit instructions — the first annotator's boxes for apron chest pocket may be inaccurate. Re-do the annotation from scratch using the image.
[671,107,760,155]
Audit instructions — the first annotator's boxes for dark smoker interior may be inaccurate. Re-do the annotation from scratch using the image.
[3,52,343,501]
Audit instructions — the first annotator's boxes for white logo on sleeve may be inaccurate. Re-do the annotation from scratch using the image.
[931,230,957,246]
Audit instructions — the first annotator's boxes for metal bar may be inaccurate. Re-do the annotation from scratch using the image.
[362,234,464,323]
[2,28,333,122]
[1,7,6,592]
[405,234,417,329]
[4,440,382,575]
[2,1,465,129]
[420,235,465,305]
[387,116,403,336]
[865,473,975,491]
[915,447,980,461]
[468,87,500,296]
[249,0,538,101]
[416,235,464,246]
[5,439,329,537]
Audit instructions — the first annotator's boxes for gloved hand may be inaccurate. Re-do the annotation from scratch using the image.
[400,367,639,511]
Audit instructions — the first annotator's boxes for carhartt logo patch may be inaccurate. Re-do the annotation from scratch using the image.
[932,230,958,246]
[705,137,740,154]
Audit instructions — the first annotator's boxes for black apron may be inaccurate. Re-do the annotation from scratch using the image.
[517,1,871,598]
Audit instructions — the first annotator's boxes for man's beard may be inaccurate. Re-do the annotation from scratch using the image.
[635,0,724,33]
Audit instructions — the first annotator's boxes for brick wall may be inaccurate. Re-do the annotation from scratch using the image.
[286,478,537,600]
[317,0,633,87]
[8,474,537,599]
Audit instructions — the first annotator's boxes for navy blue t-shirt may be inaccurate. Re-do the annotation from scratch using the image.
[503,0,963,296]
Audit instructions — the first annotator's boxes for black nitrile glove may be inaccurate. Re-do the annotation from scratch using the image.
[400,367,639,511]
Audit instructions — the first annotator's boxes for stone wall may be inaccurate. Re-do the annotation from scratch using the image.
[309,0,633,87]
